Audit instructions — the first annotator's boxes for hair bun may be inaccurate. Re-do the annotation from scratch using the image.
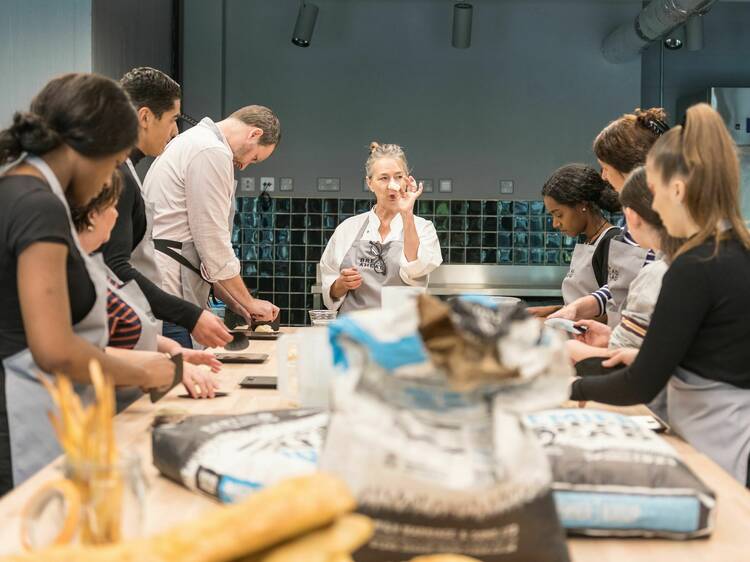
[634,107,669,135]
[10,111,61,153]
[369,141,380,154]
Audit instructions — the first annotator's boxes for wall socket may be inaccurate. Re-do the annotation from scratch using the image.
[438,179,453,193]
[418,179,434,193]
[239,177,255,193]
[279,177,294,191]
[318,177,341,192]
[260,177,275,192]
[500,180,514,194]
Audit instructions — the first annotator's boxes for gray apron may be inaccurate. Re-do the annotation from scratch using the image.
[339,218,417,313]
[153,119,236,312]
[667,367,750,485]
[125,158,162,285]
[561,226,618,305]
[604,238,648,328]
[101,262,161,411]
[1,154,109,487]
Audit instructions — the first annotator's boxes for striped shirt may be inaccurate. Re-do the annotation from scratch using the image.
[107,288,142,349]
[590,225,656,316]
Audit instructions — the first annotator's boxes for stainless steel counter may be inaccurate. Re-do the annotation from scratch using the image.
[311,264,566,306]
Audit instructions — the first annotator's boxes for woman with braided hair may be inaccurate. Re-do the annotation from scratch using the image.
[527,164,621,318]
[0,74,174,494]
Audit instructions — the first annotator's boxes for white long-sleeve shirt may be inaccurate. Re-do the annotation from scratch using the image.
[143,118,240,300]
[320,209,442,310]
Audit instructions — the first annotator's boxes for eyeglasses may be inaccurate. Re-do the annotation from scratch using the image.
[368,241,387,276]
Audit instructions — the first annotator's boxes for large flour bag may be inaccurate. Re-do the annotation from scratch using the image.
[152,408,327,502]
[321,296,573,562]
[524,408,716,538]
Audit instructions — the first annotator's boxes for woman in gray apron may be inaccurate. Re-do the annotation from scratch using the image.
[0,74,176,493]
[528,164,621,318]
[572,103,750,486]
[320,142,443,313]
[71,177,222,407]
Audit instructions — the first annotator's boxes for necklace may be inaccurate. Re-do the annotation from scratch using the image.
[586,219,608,244]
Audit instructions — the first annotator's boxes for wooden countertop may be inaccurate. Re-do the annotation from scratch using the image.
[0,328,749,560]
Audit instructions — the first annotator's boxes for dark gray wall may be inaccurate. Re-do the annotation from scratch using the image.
[180,0,224,121]
[0,0,92,125]
[91,0,174,80]
[641,1,750,123]
[183,0,642,199]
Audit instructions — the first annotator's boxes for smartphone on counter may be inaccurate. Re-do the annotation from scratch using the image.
[239,376,277,389]
[178,392,229,399]
[214,353,269,364]
[544,318,588,335]
[631,414,670,434]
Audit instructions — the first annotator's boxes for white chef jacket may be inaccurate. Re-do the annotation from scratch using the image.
[143,117,240,300]
[320,209,442,310]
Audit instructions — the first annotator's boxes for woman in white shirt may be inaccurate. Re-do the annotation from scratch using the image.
[320,142,442,312]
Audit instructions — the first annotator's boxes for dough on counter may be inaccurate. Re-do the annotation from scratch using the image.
[255,324,275,333]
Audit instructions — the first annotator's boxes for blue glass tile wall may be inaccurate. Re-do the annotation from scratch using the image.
[232,196,623,325]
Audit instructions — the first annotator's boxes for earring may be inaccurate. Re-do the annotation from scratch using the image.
[582,207,587,212]
[87,224,95,232]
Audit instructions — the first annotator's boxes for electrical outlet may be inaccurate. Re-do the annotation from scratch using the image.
[500,180,514,194]
[318,177,341,192]
[260,177,275,192]
[438,179,453,193]
[280,177,294,191]
[418,179,434,193]
[239,177,255,193]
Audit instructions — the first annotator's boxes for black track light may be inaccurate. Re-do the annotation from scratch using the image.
[292,1,319,48]
[452,2,473,49]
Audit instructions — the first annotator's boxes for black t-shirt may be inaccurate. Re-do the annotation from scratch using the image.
[0,175,96,361]
[571,237,750,404]
[100,153,203,331]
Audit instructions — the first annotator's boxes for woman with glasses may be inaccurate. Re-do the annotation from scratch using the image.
[320,142,442,312]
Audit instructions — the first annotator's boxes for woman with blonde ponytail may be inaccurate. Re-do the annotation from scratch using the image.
[319,142,442,312]
[571,103,750,487]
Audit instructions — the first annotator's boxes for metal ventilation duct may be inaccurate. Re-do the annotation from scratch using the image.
[602,0,717,63]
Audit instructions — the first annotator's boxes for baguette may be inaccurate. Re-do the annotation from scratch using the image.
[2,473,355,562]
[241,514,373,562]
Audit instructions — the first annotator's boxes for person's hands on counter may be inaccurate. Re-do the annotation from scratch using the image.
[191,310,233,348]
[548,304,577,320]
[602,347,639,368]
[182,364,220,398]
[139,355,176,390]
[331,267,362,299]
[526,304,562,318]
[246,298,279,322]
[181,349,222,372]
[573,319,611,347]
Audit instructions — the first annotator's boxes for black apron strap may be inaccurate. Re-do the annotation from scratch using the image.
[153,239,202,277]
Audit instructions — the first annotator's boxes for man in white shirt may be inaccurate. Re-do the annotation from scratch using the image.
[144,105,280,347]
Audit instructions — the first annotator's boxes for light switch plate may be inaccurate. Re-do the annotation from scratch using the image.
[239,177,255,193]
[418,179,434,193]
[438,179,453,193]
[318,177,341,192]
[260,177,275,192]
[280,177,294,191]
[500,180,514,194]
